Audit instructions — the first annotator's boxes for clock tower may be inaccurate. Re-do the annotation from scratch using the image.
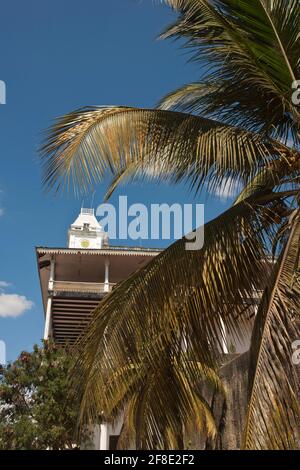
[68,208,108,249]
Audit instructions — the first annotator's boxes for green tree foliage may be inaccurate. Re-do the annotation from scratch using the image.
[0,341,90,450]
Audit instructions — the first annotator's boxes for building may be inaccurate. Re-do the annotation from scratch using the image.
[36,208,161,448]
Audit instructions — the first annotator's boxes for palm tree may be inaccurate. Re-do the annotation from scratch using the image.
[40,0,300,450]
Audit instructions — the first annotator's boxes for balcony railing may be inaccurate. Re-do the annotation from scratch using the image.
[51,280,116,295]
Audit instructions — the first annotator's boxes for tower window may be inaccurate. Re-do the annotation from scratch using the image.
[83,223,90,231]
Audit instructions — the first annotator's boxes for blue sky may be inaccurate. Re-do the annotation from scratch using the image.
[0,0,234,362]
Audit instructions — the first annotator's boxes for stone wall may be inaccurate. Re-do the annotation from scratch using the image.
[186,352,250,450]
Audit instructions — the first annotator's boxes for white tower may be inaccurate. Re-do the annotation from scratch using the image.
[68,208,108,249]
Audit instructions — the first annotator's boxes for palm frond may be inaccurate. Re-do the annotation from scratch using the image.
[160,0,300,142]
[158,81,219,114]
[116,355,220,449]
[244,210,300,449]
[40,106,280,195]
[69,191,292,448]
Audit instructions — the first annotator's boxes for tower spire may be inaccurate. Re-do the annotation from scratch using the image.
[68,208,108,249]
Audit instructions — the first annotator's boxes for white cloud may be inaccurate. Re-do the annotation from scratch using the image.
[0,294,34,318]
[0,281,11,289]
[213,176,242,201]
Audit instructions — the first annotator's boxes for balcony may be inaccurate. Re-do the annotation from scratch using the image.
[51,280,116,295]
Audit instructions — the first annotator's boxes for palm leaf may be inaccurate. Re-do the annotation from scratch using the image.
[117,355,220,449]
[160,0,300,142]
[40,106,281,195]
[70,191,292,448]
[244,210,300,449]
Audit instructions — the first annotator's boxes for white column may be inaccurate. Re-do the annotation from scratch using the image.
[49,257,55,290]
[100,423,110,450]
[44,297,52,340]
[44,258,55,341]
[104,257,110,292]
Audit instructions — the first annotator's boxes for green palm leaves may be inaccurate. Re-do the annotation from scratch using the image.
[161,0,300,143]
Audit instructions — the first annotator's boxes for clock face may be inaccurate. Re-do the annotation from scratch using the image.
[81,239,90,248]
